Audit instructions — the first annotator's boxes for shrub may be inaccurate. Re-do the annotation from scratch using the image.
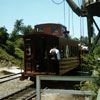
[81,53,100,100]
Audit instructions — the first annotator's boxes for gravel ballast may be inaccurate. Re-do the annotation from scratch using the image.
[0,78,33,98]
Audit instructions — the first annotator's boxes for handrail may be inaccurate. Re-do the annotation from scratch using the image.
[36,75,96,100]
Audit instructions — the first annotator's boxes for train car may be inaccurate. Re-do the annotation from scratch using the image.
[20,23,80,80]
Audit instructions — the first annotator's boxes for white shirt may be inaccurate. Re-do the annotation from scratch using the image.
[50,48,60,60]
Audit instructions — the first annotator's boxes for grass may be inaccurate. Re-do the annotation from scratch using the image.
[0,47,23,68]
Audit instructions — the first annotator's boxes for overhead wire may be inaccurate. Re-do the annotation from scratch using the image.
[78,0,84,75]
[72,11,74,37]
[82,18,85,39]
[68,5,70,31]
[78,0,83,41]
[79,0,84,39]
[51,0,66,26]
[63,0,66,26]
[80,17,82,41]
[51,0,64,5]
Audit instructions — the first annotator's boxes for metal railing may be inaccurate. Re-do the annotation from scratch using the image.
[36,75,96,100]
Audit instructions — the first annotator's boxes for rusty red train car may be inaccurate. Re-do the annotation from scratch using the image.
[20,23,80,80]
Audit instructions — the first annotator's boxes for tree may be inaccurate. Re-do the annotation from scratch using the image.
[14,19,24,35]
[0,27,9,46]
[93,46,100,57]
[14,47,24,59]
[73,37,80,42]
[81,53,100,100]
[10,30,19,42]
[10,19,24,42]
[5,40,15,55]
[80,36,89,45]
[22,25,33,35]
[15,38,24,50]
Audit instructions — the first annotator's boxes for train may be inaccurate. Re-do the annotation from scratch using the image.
[20,23,84,80]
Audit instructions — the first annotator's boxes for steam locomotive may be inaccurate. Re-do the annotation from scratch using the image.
[20,23,81,80]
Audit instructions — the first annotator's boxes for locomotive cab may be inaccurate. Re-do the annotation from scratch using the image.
[34,23,69,37]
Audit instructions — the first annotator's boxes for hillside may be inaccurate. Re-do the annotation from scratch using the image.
[0,47,22,68]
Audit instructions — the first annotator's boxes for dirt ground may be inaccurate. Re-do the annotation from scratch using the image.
[33,93,86,100]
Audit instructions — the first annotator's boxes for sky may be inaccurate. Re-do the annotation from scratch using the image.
[0,0,100,38]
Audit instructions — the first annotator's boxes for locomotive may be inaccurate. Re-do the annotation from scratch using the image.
[20,23,81,80]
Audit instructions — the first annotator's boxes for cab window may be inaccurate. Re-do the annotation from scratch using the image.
[37,27,43,32]
[51,26,58,33]
[61,26,66,34]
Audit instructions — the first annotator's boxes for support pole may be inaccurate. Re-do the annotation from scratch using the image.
[87,15,94,52]
[89,18,100,53]
[66,0,82,16]
[36,76,41,100]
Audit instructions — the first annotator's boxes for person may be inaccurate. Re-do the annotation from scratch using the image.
[49,46,60,60]
[49,46,60,74]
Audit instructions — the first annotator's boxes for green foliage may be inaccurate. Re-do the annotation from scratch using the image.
[80,36,89,45]
[14,47,24,59]
[0,27,9,46]
[15,38,24,50]
[5,40,15,55]
[22,25,33,34]
[81,54,98,73]
[73,37,80,42]
[14,19,24,34]
[0,19,34,69]
[93,46,100,57]
[0,47,21,67]
[81,53,100,100]
[10,30,19,42]
[14,48,24,68]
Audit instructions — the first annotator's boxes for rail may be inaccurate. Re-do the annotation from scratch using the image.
[36,75,96,100]
[0,84,35,100]
[0,73,21,83]
[0,73,21,79]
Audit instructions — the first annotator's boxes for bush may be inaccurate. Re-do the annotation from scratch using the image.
[81,53,100,100]
[14,47,24,59]
[0,47,22,68]
[15,38,24,50]
[5,40,15,55]
[81,54,98,73]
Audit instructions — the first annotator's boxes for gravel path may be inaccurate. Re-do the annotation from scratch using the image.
[0,78,33,98]
[33,93,85,100]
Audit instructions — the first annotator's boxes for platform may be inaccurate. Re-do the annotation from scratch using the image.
[86,2,100,16]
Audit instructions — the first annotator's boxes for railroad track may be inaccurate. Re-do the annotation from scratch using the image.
[0,73,21,83]
[0,84,36,100]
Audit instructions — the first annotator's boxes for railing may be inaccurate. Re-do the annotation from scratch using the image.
[36,75,97,100]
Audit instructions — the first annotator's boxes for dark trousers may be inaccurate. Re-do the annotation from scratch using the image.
[49,59,59,75]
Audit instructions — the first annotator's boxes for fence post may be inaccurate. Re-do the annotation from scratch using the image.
[85,97,90,100]
[36,76,41,100]
[97,88,100,100]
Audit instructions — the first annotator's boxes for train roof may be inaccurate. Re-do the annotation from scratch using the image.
[35,23,66,28]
